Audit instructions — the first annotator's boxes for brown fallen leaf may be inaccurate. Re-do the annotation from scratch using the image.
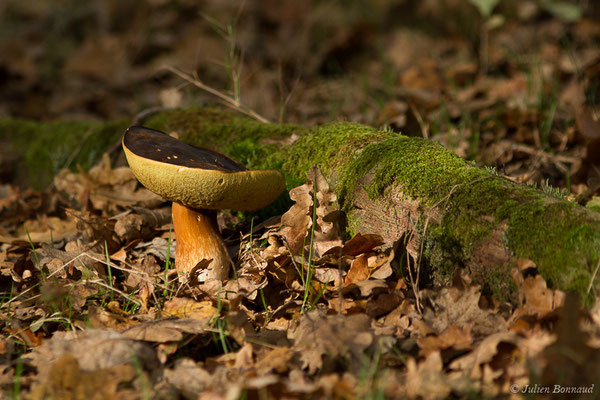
[405,351,450,400]
[68,283,99,311]
[422,283,507,338]
[163,358,214,397]
[233,342,254,371]
[330,233,384,256]
[35,245,100,280]
[288,309,382,374]
[162,297,217,321]
[1,216,79,244]
[122,254,160,291]
[54,153,163,212]
[66,208,120,254]
[24,329,159,382]
[280,167,343,257]
[366,291,403,318]
[312,265,343,284]
[448,331,519,378]
[7,324,44,348]
[417,324,473,356]
[261,235,287,260]
[346,279,390,297]
[88,306,137,331]
[345,253,370,284]
[255,347,294,375]
[121,323,183,343]
[28,353,137,400]
[122,319,209,343]
[383,299,415,331]
[280,182,312,255]
[114,207,171,242]
[369,250,394,280]
[510,267,565,318]
[328,297,368,315]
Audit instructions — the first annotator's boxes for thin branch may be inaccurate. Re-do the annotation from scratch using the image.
[165,65,270,124]
[587,257,600,296]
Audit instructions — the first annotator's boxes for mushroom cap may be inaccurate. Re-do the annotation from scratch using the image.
[122,126,285,211]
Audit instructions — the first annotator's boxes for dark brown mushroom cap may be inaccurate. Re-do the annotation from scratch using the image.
[122,126,285,211]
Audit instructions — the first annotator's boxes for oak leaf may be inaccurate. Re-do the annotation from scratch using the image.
[280,167,343,258]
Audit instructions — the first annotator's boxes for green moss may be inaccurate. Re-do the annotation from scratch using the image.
[337,136,488,209]
[0,118,128,189]
[318,132,600,304]
[283,121,393,190]
[482,266,518,303]
[588,205,600,213]
[145,107,304,156]
[503,199,600,303]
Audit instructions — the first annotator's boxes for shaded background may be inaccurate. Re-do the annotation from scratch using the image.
[1,0,600,191]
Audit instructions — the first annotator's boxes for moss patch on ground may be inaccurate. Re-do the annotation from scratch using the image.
[0,118,128,189]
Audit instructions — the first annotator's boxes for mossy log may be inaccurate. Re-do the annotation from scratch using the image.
[141,107,600,304]
[2,107,599,303]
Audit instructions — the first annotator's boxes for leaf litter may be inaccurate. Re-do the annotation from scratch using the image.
[0,156,599,399]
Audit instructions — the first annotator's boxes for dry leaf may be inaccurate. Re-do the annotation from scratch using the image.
[511,267,565,318]
[423,284,507,338]
[280,167,343,257]
[405,351,450,400]
[88,306,137,331]
[114,207,171,242]
[418,324,473,356]
[280,183,312,254]
[54,154,163,212]
[25,329,159,382]
[288,309,377,374]
[162,297,217,321]
[541,293,600,387]
[123,254,161,290]
[345,254,370,284]
[14,216,78,244]
[163,358,214,397]
[448,332,518,376]
[340,233,384,257]
[255,347,294,375]
[28,353,137,400]
[366,291,403,318]
[121,323,183,343]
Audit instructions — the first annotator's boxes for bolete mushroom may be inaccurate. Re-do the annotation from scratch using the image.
[122,126,285,281]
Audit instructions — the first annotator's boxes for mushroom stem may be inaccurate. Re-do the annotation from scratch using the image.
[172,202,232,281]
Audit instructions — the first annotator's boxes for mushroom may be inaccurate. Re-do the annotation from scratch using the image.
[122,126,285,281]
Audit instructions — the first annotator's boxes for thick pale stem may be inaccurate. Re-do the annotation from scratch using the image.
[172,202,232,281]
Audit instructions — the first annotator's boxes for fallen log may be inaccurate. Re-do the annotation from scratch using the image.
[143,107,600,305]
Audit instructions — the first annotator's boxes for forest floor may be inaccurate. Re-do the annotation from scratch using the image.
[2,1,600,399]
